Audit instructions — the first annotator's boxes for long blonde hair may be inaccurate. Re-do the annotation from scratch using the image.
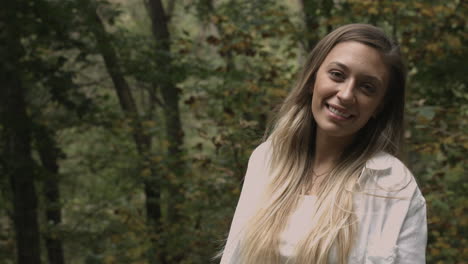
[237,24,407,263]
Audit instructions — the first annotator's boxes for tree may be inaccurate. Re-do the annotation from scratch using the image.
[0,2,42,262]
[83,0,165,262]
[35,125,65,264]
[147,0,185,222]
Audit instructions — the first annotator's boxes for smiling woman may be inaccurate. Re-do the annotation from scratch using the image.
[219,24,427,264]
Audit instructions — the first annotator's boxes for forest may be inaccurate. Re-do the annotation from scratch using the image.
[0,0,466,263]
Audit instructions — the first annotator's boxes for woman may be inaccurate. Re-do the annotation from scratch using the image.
[220,24,427,263]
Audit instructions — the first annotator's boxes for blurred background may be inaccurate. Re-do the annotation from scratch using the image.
[0,0,466,263]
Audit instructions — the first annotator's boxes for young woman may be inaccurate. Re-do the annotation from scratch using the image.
[220,24,427,264]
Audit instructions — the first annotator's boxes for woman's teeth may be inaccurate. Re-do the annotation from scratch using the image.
[328,105,351,118]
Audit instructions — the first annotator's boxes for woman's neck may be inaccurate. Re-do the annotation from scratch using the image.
[313,129,353,173]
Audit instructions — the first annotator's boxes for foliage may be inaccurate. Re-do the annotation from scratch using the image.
[0,0,466,263]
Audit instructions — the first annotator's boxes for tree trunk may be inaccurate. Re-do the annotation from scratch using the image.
[88,8,150,153]
[146,1,185,262]
[301,0,334,50]
[0,19,42,263]
[301,0,320,51]
[85,1,163,262]
[147,0,185,222]
[35,126,65,264]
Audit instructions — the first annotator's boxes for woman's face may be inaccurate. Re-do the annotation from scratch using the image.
[311,41,389,140]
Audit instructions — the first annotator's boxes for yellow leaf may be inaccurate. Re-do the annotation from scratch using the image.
[141,168,151,177]
[430,247,440,256]
[368,7,378,14]
[421,8,433,17]
[269,88,287,97]
[105,255,116,264]
[143,120,156,127]
[446,35,461,49]
[224,24,236,35]
[433,5,446,14]
[426,43,439,52]
[247,82,260,92]
[442,136,454,144]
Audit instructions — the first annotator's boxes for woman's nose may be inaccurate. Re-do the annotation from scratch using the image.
[336,81,356,104]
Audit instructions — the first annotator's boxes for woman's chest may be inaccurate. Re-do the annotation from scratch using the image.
[277,194,407,263]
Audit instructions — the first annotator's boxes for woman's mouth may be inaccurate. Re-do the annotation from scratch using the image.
[326,104,353,119]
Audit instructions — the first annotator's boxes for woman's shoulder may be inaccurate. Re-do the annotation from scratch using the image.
[359,151,424,201]
[248,140,273,166]
[251,140,272,155]
[244,140,273,183]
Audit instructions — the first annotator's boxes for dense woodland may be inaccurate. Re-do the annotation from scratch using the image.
[0,0,466,263]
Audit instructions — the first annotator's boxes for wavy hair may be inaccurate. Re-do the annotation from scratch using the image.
[237,24,407,263]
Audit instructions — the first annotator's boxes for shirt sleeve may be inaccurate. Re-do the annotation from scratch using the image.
[395,188,428,263]
[220,142,270,264]
[365,187,427,264]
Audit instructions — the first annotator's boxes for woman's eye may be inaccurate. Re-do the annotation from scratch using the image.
[360,83,376,94]
[329,71,344,81]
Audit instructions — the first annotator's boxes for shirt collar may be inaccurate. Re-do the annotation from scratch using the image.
[364,151,394,170]
[357,151,412,191]
[357,151,393,186]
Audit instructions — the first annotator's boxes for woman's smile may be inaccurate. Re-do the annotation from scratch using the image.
[325,103,353,120]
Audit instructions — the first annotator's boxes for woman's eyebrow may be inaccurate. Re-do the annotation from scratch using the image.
[361,75,384,87]
[329,61,348,70]
[328,61,384,86]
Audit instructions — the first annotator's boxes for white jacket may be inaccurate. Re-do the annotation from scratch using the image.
[221,141,427,264]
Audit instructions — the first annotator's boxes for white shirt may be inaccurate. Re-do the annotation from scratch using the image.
[220,141,427,264]
[279,195,318,259]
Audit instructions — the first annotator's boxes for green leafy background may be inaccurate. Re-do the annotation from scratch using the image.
[0,0,466,263]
